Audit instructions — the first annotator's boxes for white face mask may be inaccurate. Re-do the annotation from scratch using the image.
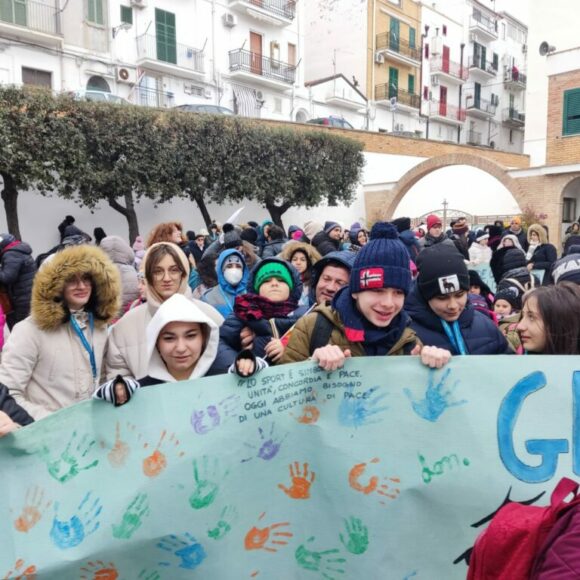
[224,268,243,286]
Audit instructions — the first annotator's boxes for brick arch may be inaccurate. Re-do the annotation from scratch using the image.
[382,153,526,220]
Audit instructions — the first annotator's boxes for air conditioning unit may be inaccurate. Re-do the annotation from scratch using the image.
[222,12,237,27]
[255,90,265,103]
[431,74,439,86]
[374,52,385,65]
[116,66,137,84]
[130,0,146,8]
[431,36,443,56]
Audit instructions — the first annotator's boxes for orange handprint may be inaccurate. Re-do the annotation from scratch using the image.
[291,389,324,425]
[79,561,119,580]
[13,486,51,533]
[108,422,131,468]
[348,458,401,505]
[244,512,293,553]
[278,462,316,499]
[2,559,37,580]
[142,430,185,478]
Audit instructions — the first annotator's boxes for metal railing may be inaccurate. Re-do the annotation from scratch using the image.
[233,0,296,20]
[468,56,497,75]
[504,107,525,124]
[504,68,527,86]
[466,129,482,145]
[229,48,295,84]
[376,32,421,62]
[430,57,468,81]
[465,95,497,115]
[136,34,204,74]
[375,84,420,108]
[135,86,175,108]
[0,0,61,35]
[470,11,497,36]
[429,101,466,122]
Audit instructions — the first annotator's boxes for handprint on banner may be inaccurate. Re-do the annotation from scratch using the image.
[158,533,207,570]
[189,456,228,510]
[244,512,293,553]
[2,559,37,580]
[291,389,324,425]
[348,458,401,505]
[339,517,369,555]
[13,486,51,533]
[137,570,161,580]
[191,394,240,435]
[142,430,185,478]
[295,537,346,579]
[79,561,119,580]
[49,492,102,550]
[404,368,467,422]
[100,421,135,468]
[112,493,150,540]
[39,431,99,483]
[278,462,316,500]
[207,505,238,540]
[338,385,388,428]
[242,424,286,463]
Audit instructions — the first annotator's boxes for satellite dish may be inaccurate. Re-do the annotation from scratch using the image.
[539,41,556,56]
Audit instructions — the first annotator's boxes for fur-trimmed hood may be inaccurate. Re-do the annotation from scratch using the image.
[31,245,121,331]
[279,241,322,267]
[527,223,548,245]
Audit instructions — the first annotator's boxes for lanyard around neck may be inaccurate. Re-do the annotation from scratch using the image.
[70,312,97,379]
[440,319,468,356]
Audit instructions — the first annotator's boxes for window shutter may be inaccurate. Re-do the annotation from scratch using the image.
[409,27,416,49]
[425,43,429,58]
[408,74,415,95]
[120,5,133,25]
[155,8,177,64]
[423,85,429,100]
[563,88,580,136]
[388,67,398,99]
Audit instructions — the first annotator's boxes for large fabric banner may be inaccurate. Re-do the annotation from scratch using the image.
[1,357,579,579]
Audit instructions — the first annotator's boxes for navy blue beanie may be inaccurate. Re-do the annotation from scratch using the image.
[349,222,411,294]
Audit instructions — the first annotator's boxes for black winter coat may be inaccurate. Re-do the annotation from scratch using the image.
[491,247,527,284]
[528,243,558,285]
[311,231,340,256]
[0,383,33,426]
[0,242,36,326]
[261,239,287,259]
[405,285,513,355]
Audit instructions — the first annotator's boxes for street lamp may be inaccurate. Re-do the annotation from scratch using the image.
[112,22,132,39]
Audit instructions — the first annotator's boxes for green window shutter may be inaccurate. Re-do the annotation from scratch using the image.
[408,74,415,95]
[120,5,132,25]
[388,67,398,99]
[409,27,416,49]
[88,0,103,25]
[14,0,26,25]
[481,46,487,67]
[492,52,498,70]
[563,88,580,136]
[389,18,400,52]
[155,8,177,64]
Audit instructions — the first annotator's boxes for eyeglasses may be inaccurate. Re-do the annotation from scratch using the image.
[65,274,92,288]
[152,266,183,281]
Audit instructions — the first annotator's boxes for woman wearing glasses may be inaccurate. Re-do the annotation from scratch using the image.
[105,242,223,381]
[0,245,121,420]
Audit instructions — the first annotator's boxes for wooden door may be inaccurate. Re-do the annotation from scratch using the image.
[250,32,262,75]
[439,85,447,116]
[442,45,450,74]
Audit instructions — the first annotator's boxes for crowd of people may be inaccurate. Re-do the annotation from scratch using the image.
[0,211,579,436]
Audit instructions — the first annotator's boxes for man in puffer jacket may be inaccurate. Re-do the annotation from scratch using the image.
[311,221,342,256]
[0,234,36,329]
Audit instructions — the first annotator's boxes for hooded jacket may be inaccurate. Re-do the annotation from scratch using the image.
[279,242,322,306]
[201,249,250,317]
[0,234,36,326]
[99,236,140,313]
[0,245,121,419]
[308,250,356,306]
[311,230,341,256]
[491,235,527,283]
[526,224,557,285]
[502,226,528,251]
[405,284,513,355]
[212,258,302,374]
[105,242,224,381]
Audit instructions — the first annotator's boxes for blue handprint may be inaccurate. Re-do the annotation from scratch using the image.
[242,423,286,463]
[49,492,102,549]
[338,384,388,428]
[158,533,207,570]
[404,368,467,422]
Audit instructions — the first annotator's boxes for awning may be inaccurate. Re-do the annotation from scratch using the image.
[232,84,259,117]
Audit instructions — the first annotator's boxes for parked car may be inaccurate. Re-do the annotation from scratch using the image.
[174,104,235,115]
[70,90,129,105]
[306,116,354,129]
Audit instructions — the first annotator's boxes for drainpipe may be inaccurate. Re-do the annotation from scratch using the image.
[211,0,217,103]
[419,24,429,139]
[457,42,465,143]
[371,0,376,120]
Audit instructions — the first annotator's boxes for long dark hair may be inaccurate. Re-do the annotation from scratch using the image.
[522,282,580,354]
[290,248,313,284]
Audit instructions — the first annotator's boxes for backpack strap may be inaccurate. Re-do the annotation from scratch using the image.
[308,313,335,355]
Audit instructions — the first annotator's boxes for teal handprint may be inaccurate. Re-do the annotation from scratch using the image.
[112,493,150,540]
[295,536,346,579]
[40,430,99,483]
[207,505,237,540]
[339,517,369,555]
[404,368,467,422]
[138,569,161,580]
[189,456,227,510]
[50,492,102,549]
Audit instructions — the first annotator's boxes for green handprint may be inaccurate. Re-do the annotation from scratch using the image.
[189,456,227,510]
[207,505,237,540]
[339,517,368,555]
[112,493,150,540]
[295,536,346,579]
[40,431,99,483]
[138,569,161,580]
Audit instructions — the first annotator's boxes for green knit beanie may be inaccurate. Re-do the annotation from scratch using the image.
[254,262,294,292]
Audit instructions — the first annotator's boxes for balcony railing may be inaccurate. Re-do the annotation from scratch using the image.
[229,48,295,85]
[429,101,466,122]
[235,0,296,20]
[466,96,497,115]
[504,107,525,124]
[0,0,61,35]
[375,84,420,108]
[468,56,497,76]
[466,129,482,145]
[504,67,527,86]
[470,11,497,36]
[430,57,468,81]
[376,32,421,62]
[136,34,204,74]
[135,86,175,109]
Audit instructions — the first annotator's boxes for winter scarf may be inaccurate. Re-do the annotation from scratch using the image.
[333,287,410,356]
[234,293,298,321]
